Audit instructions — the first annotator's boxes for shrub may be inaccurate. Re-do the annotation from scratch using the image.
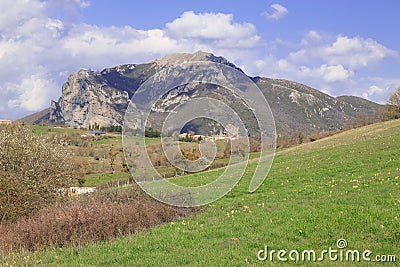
[145,128,161,137]
[0,124,75,223]
[0,186,196,254]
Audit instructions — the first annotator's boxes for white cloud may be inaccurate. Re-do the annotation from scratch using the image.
[362,85,384,100]
[166,11,260,48]
[323,36,393,69]
[260,59,353,84]
[299,64,353,83]
[289,35,395,70]
[318,64,354,83]
[358,79,400,103]
[263,3,288,21]
[369,85,384,95]
[300,30,323,46]
[0,0,45,34]
[0,1,398,120]
[7,72,58,112]
[251,31,399,102]
[62,25,181,65]
[0,6,262,119]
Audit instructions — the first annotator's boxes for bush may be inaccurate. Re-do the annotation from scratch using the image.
[145,128,161,138]
[0,124,75,223]
[0,186,196,254]
[100,125,123,133]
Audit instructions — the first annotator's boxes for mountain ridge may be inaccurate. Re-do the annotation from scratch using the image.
[21,51,382,134]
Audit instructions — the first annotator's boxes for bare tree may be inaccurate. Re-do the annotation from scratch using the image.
[385,87,400,120]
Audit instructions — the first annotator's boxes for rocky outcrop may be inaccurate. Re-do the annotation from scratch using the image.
[50,69,130,128]
[48,51,231,128]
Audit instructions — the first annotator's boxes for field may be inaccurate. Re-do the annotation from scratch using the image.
[30,125,86,135]
[3,120,400,266]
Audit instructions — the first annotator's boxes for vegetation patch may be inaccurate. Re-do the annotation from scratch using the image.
[0,185,196,256]
[1,120,399,266]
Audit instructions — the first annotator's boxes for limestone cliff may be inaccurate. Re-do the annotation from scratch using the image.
[50,69,130,128]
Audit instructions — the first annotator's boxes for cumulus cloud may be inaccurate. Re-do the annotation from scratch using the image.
[300,64,354,83]
[365,85,384,97]
[62,25,181,66]
[251,30,399,102]
[323,36,394,69]
[0,1,398,120]
[358,79,400,103]
[166,11,260,48]
[289,35,395,70]
[256,58,353,86]
[263,3,288,21]
[7,72,59,112]
[0,0,45,34]
[0,3,262,119]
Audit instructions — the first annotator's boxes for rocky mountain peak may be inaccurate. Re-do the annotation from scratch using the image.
[152,51,242,72]
[154,51,217,66]
[22,51,382,134]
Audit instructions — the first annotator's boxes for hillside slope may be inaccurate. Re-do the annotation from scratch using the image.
[18,108,50,125]
[10,119,399,266]
[256,78,382,133]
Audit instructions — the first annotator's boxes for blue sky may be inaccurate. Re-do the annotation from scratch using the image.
[1,0,399,119]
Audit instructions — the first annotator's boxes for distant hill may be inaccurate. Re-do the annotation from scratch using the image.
[21,51,382,135]
[19,108,50,125]
[336,95,382,111]
[255,78,382,134]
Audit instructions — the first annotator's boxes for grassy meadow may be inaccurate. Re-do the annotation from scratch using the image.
[2,120,399,266]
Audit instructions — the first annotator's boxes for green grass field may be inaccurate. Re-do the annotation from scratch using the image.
[30,125,86,135]
[91,135,123,146]
[4,120,400,266]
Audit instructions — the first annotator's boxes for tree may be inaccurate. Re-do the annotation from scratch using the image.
[109,144,118,173]
[0,124,76,223]
[73,158,90,186]
[385,87,400,120]
[145,128,161,138]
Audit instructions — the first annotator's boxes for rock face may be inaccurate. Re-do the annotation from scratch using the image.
[31,51,381,133]
[46,51,243,129]
[49,69,130,128]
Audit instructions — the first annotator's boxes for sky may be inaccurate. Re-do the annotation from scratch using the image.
[1,0,399,120]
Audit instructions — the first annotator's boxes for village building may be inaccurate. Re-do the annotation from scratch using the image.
[0,119,12,125]
[179,132,233,142]
[67,187,96,196]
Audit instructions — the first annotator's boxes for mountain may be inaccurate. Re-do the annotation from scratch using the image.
[336,95,382,112]
[24,51,382,134]
[254,78,382,134]
[19,108,50,125]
